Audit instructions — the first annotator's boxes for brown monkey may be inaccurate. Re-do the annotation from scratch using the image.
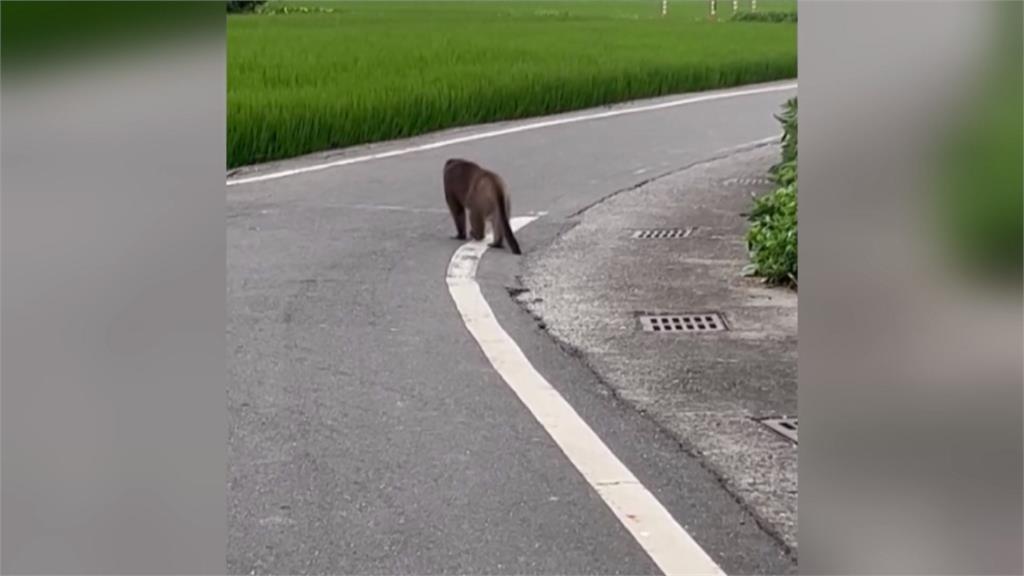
[443,158,521,255]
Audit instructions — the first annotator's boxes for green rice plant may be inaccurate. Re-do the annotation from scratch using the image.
[228,1,797,168]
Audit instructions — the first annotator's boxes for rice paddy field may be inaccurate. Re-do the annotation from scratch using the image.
[228,0,797,168]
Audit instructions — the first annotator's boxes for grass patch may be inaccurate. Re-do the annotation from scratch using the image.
[228,0,797,168]
[746,97,797,286]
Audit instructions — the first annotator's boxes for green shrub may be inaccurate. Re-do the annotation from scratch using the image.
[2,2,212,72]
[746,183,797,285]
[770,96,797,178]
[773,159,797,188]
[227,1,266,14]
[936,1,1021,287]
[731,11,797,23]
[259,4,338,15]
[747,97,798,286]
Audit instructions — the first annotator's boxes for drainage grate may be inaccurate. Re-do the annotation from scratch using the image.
[638,312,727,333]
[631,228,696,239]
[721,176,775,187]
[761,417,798,443]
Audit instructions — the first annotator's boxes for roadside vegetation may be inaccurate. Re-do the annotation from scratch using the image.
[228,0,797,168]
[745,97,797,286]
[938,0,1021,287]
[227,1,267,13]
[730,10,796,22]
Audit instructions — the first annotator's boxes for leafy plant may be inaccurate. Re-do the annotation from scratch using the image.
[747,97,798,286]
[936,2,1022,286]
[227,1,266,14]
[773,159,796,188]
[770,96,797,179]
[746,184,797,285]
[259,4,338,15]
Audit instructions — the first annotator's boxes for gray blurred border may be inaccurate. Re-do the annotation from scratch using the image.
[2,3,226,574]
[799,1,1023,574]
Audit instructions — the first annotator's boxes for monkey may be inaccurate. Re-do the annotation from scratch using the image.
[443,158,521,255]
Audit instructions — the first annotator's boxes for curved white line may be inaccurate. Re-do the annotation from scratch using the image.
[228,82,797,187]
[446,216,725,576]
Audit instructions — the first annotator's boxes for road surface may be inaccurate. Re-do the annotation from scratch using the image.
[227,81,798,575]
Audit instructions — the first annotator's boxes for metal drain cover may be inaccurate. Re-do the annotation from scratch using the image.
[761,417,798,443]
[721,176,775,187]
[638,312,727,333]
[631,227,696,239]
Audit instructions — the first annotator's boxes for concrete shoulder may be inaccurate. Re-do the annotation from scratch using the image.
[516,144,799,554]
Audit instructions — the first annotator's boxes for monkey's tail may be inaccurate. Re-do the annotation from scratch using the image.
[494,179,522,255]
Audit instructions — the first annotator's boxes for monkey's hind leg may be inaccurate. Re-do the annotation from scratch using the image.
[446,198,467,240]
[489,214,504,248]
[468,210,486,241]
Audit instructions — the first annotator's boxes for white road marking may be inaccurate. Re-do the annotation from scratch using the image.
[227,82,797,187]
[446,216,725,576]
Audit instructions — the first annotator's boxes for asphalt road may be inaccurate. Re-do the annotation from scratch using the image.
[227,81,798,575]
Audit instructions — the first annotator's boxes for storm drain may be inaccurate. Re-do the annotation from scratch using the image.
[760,417,798,443]
[631,227,696,240]
[721,176,775,187]
[638,312,727,333]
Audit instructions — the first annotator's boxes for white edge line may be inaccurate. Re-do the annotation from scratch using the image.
[446,215,725,576]
[227,82,797,187]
